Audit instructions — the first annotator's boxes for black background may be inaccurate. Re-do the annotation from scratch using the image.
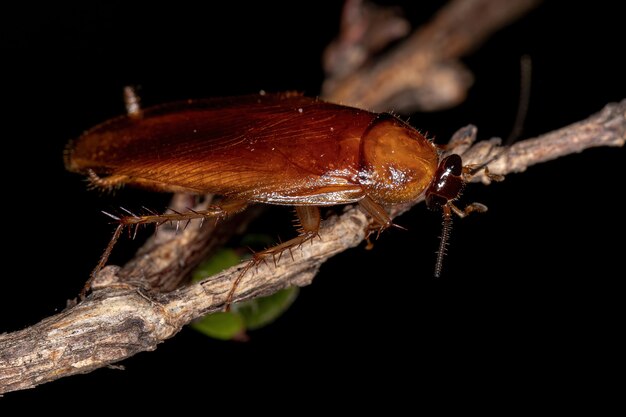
[1,1,624,405]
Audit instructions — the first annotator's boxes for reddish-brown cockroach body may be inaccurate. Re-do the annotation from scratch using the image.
[66,91,489,303]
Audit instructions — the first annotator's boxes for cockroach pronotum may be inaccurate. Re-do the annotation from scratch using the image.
[65,90,500,305]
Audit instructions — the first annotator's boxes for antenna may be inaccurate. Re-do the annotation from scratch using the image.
[430,56,532,278]
[434,207,453,278]
[506,55,532,146]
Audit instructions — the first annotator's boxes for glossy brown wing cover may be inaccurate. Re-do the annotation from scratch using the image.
[66,93,378,205]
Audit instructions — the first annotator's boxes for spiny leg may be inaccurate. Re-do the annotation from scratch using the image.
[81,223,124,298]
[359,195,392,231]
[114,206,226,228]
[225,205,321,310]
[81,199,247,299]
[112,198,247,227]
[358,195,404,249]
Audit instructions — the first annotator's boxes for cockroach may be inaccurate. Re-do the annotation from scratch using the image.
[65,90,498,304]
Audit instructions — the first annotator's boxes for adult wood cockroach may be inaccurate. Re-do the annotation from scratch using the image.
[65,90,496,302]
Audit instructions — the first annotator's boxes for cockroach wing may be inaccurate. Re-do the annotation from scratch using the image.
[66,93,378,205]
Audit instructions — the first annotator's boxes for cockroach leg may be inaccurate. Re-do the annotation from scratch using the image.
[463,164,504,182]
[448,202,488,218]
[433,201,489,278]
[81,200,247,300]
[117,200,247,227]
[358,195,402,240]
[252,206,320,268]
[358,195,391,229]
[81,223,124,299]
[224,206,321,310]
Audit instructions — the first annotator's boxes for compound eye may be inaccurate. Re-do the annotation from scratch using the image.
[425,153,465,208]
[441,154,463,176]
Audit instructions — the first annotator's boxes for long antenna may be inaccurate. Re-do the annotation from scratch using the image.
[505,55,532,146]
[464,55,533,178]
[434,207,453,278]
[431,57,532,278]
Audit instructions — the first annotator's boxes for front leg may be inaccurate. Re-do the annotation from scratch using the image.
[358,195,405,246]
[358,195,392,232]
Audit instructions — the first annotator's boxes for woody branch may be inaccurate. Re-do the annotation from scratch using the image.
[1,99,624,394]
[1,0,621,395]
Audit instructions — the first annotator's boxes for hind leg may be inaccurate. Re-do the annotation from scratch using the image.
[111,198,248,228]
[82,199,248,299]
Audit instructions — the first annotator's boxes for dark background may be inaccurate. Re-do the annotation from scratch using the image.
[1,1,624,405]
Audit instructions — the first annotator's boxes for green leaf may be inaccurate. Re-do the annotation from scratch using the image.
[235,287,299,330]
[189,238,299,340]
[192,248,241,282]
[191,312,245,340]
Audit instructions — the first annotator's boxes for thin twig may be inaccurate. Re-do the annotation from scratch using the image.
[322,0,541,112]
[1,99,624,394]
